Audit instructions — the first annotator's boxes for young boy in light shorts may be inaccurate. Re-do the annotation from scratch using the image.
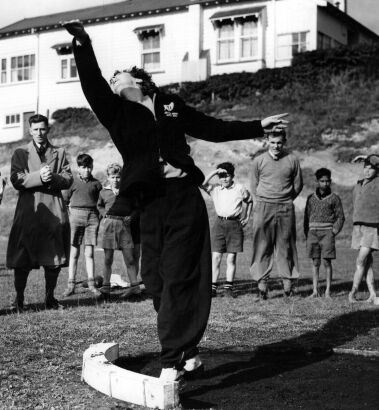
[349,155,379,303]
[304,168,345,298]
[97,163,141,298]
[202,162,252,298]
[63,154,103,297]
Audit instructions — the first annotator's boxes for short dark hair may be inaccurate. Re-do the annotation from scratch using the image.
[29,114,48,127]
[217,162,235,177]
[77,153,93,168]
[111,66,158,98]
[266,128,286,140]
[315,168,331,180]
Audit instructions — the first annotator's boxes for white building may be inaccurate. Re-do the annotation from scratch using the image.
[0,0,377,142]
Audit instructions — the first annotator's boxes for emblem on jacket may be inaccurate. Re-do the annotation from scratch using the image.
[163,102,178,117]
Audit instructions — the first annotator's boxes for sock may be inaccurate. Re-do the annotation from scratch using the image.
[224,281,233,289]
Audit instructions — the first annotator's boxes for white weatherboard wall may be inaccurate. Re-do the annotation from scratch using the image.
[0,35,37,142]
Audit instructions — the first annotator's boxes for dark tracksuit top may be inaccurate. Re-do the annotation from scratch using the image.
[73,37,265,367]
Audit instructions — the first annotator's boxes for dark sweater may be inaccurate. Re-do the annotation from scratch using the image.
[353,176,379,225]
[303,191,345,235]
[73,38,264,214]
[63,175,102,209]
[97,187,117,217]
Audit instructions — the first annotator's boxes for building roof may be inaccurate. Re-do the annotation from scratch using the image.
[210,6,263,21]
[0,0,240,39]
[319,3,379,41]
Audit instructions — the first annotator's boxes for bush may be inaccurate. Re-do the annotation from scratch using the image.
[51,107,98,127]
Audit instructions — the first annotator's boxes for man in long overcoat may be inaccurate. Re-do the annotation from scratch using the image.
[7,114,73,311]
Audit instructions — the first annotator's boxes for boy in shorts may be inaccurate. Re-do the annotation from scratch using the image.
[349,155,379,303]
[63,154,102,297]
[304,168,345,298]
[202,162,253,298]
[97,163,141,298]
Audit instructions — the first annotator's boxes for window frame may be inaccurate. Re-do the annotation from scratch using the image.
[4,113,21,128]
[276,31,309,61]
[59,54,78,81]
[215,16,260,64]
[0,54,36,85]
[139,30,162,73]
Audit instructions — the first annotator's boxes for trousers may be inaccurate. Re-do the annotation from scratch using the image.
[250,201,300,282]
[140,177,212,367]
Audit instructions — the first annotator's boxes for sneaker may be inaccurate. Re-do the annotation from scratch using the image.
[45,298,64,310]
[88,287,102,297]
[99,284,111,295]
[120,284,141,298]
[62,283,75,297]
[183,355,204,380]
[110,274,130,288]
[223,288,236,298]
[252,290,267,302]
[212,288,218,298]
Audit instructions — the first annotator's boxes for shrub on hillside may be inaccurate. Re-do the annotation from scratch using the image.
[160,43,379,104]
[51,107,98,127]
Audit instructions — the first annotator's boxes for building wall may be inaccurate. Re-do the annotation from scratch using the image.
[317,7,348,45]
[0,0,375,142]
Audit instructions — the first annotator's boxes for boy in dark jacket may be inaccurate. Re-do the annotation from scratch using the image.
[349,155,379,303]
[62,19,289,382]
[304,168,345,298]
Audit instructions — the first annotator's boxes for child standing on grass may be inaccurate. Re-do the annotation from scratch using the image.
[202,162,253,298]
[304,168,345,298]
[97,163,141,298]
[63,154,103,297]
[349,155,379,303]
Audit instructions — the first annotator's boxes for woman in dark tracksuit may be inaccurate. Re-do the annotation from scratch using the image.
[63,20,288,381]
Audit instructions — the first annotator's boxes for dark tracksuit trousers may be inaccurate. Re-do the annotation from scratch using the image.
[140,177,212,368]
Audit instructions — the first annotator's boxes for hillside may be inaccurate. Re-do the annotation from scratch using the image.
[1,44,379,245]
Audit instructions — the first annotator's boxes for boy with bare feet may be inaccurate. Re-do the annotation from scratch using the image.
[304,168,345,298]
[349,155,379,303]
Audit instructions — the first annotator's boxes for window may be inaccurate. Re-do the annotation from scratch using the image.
[5,113,20,126]
[1,58,6,83]
[277,32,308,60]
[217,22,235,61]
[240,19,258,59]
[141,31,161,71]
[317,32,342,49]
[216,17,259,63]
[10,54,35,82]
[60,56,78,80]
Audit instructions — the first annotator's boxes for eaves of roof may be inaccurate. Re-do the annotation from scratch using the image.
[0,0,252,39]
[319,3,379,41]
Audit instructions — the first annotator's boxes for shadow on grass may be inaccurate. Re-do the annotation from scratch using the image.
[0,289,151,316]
[116,309,379,409]
[229,278,379,299]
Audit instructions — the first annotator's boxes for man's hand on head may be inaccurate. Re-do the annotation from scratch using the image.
[60,19,88,44]
[261,113,289,131]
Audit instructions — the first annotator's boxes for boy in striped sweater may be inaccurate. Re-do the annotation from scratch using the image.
[304,168,345,298]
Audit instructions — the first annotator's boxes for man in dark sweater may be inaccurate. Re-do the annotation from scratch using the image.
[62,19,289,382]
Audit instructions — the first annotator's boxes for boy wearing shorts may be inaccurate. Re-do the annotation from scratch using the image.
[202,162,252,298]
[63,154,102,297]
[349,155,379,303]
[97,163,140,297]
[304,168,345,298]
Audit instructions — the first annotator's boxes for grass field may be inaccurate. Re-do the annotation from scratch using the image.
[0,232,379,409]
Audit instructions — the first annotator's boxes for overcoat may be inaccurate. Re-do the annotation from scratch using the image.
[6,141,73,268]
